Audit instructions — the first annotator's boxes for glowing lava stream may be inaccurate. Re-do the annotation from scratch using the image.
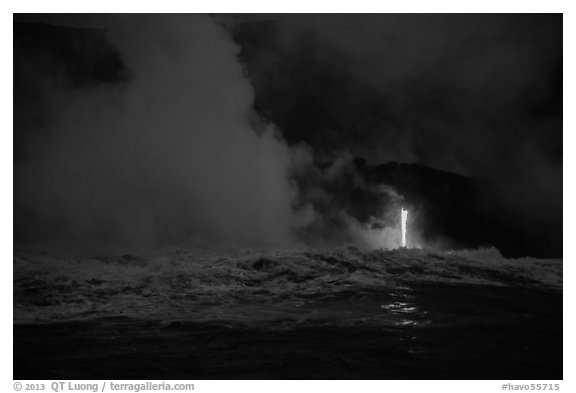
[401,207,408,248]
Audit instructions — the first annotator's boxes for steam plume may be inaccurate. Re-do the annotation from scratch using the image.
[14,15,315,250]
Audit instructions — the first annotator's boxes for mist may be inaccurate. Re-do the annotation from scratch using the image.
[14,15,316,250]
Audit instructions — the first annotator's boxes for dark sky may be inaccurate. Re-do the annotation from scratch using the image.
[13,14,562,256]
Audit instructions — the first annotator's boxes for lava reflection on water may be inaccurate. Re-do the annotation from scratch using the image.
[381,300,431,327]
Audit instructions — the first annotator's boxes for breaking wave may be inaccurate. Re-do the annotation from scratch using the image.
[14,245,562,327]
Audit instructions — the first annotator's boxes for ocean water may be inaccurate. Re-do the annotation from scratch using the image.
[13,246,562,379]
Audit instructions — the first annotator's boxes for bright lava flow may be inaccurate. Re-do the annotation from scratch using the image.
[401,207,408,248]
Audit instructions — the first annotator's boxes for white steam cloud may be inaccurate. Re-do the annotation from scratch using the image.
[15,15,315,250]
